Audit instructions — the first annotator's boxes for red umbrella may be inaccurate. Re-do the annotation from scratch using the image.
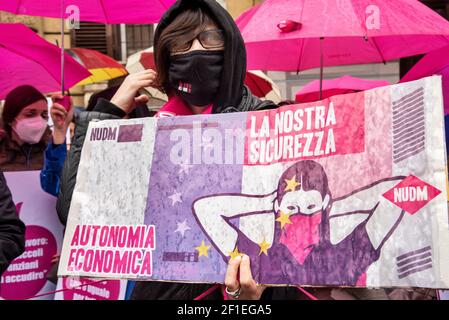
[245,70,281,102]
[66,48,127,85]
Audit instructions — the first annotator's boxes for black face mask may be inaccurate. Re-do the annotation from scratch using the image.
[169,50,224,107]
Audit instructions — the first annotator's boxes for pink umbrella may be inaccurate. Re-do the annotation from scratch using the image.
[0,0,175,105]
[295,76,390,103]
[0,23,90,100]
[239,0,449,71]
[238,0,449,98]
[0,0,175,24]
[400,45,449,114]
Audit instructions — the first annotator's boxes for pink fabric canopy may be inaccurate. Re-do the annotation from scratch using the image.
[296,76,390,103]
[401,45,449,114]
[0,24,91,99]
[238,0,449,71]
[0,0,175,24]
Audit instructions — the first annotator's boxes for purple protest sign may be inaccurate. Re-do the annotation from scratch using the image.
[58,77,449,288]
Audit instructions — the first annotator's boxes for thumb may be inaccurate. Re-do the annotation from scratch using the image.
[134,95,149,104]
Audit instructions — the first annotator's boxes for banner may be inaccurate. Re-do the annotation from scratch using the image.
[1,171,64,300]
[59,76,449,288]
[54,277,127,300]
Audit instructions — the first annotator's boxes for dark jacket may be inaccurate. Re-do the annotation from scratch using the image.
[0,128,50,172]
[0,171,26,276]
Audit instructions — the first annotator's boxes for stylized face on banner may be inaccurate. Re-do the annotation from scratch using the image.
[275,187,330,216]
[273,161,332,264]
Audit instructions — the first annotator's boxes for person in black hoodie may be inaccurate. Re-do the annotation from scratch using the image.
[58,0,343,300]
[0,171,25,277]
[57,0,400,301]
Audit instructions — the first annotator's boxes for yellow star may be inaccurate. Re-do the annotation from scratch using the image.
[228,246,243,261]
[284,175,300,192]
[258,239,271,256]
[195,240,210,258]
[276,211,292,229]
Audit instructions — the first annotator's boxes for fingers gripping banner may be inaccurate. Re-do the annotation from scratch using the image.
[59,76,449,288]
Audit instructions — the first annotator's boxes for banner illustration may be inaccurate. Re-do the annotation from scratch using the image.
[59,76,449,288]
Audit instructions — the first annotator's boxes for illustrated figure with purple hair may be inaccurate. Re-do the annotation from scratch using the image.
[193,160,405,286]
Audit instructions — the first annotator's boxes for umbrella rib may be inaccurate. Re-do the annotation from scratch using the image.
[348,0,369,37]
[295,0,307,73]
[439,34,449,46]
[295,39,305,74]
[15,0,23,14]
[299,0,306,22]
[160,0,172,10]
[99,0,110,24]
[371,37,386,64]
[348,0,386,64]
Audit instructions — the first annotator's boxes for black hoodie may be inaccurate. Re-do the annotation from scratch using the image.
[0,171,25,277]
[154,0,274,114]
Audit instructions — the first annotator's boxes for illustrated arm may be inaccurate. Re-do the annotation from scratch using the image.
[193,193,275,257]
[330,178,405,249]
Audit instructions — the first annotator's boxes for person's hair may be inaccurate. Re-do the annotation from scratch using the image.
[278,100,297,107]
[277,160,331,203]
[276,160,332,242]
[154,6,217,94]
[2,85,46,136]
[86,86,120,111]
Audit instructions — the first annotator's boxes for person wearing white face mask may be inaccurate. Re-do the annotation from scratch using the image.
[0,85,71,172]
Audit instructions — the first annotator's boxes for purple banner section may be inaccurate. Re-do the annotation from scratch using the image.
[144,113,246,282]
[118,124,144,143]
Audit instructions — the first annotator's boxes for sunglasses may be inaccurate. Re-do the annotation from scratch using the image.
[170,29,225,54]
